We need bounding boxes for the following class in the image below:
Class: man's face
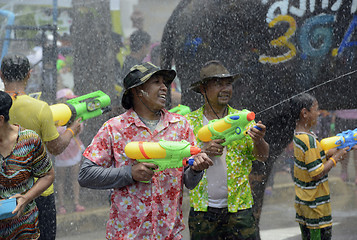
[137,74,168,111]
[202,78,233,106]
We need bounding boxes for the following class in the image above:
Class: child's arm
[325,148,337,159]
[312,147,348,181]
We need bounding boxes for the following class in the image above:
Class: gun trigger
[254,125,262,131]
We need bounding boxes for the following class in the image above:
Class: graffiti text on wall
[259,13,357,64]
[262,0,357,21]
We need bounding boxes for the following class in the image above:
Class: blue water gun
[320,128,357,151]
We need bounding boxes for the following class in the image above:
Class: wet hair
[0,91,13,122]
[130,30,151,52]
[1,53,30,82]
[290,93,317,121]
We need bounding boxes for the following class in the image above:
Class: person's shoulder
[294,132,317,149]
[103,110,134,128]
[104,115,122,126]
[294,132,308,140]
[17,95,50,107]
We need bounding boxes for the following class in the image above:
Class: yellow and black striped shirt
[293,132,332,229]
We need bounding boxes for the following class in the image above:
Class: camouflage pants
[188,207,257,240]
[299,224,332,240]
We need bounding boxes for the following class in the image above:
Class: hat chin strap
[135,89,161,116]
[203,87,227,119]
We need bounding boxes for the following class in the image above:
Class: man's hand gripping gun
[320,128,357,151]
[197,109,259,146]
[50,90,111,126]
[124,140,201,173]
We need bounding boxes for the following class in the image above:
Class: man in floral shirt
[78,62,213,240]
[185,60,269,240]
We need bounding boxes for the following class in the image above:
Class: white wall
[120,0,139,38]
[120,0,180,42]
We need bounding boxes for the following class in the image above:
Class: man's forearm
[184,167,204,190]
[78,158,134,189]
[253,139,269,162]
[45,131,73,155]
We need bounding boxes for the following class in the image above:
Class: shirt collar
[121,108,181,132]
[196,104,234,119]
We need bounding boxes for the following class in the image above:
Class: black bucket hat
[121,62,176,109]
[190,60,240,93]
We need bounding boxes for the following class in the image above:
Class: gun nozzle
[247,112,255,121]
[183,158,195,167]
[182,159,188,167]
[190,146,201,155]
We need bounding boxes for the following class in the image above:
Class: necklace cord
[203,87,227,119]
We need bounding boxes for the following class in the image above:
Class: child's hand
[332,147,349,163]
[326,148,337,159]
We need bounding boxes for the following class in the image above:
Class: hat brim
[121,69,176,109]
[190,73,240,93]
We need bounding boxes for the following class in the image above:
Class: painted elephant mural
[161,0,357,238]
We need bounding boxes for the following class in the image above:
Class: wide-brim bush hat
[190,60,240,93]
[121,62,176,109]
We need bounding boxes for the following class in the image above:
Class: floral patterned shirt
[185,105,256,212]
[83,108,196,240]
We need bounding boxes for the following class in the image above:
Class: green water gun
[168,104,191,116]
[50,90,111,126]
[124,140,201,172]
[197,109,258,146]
